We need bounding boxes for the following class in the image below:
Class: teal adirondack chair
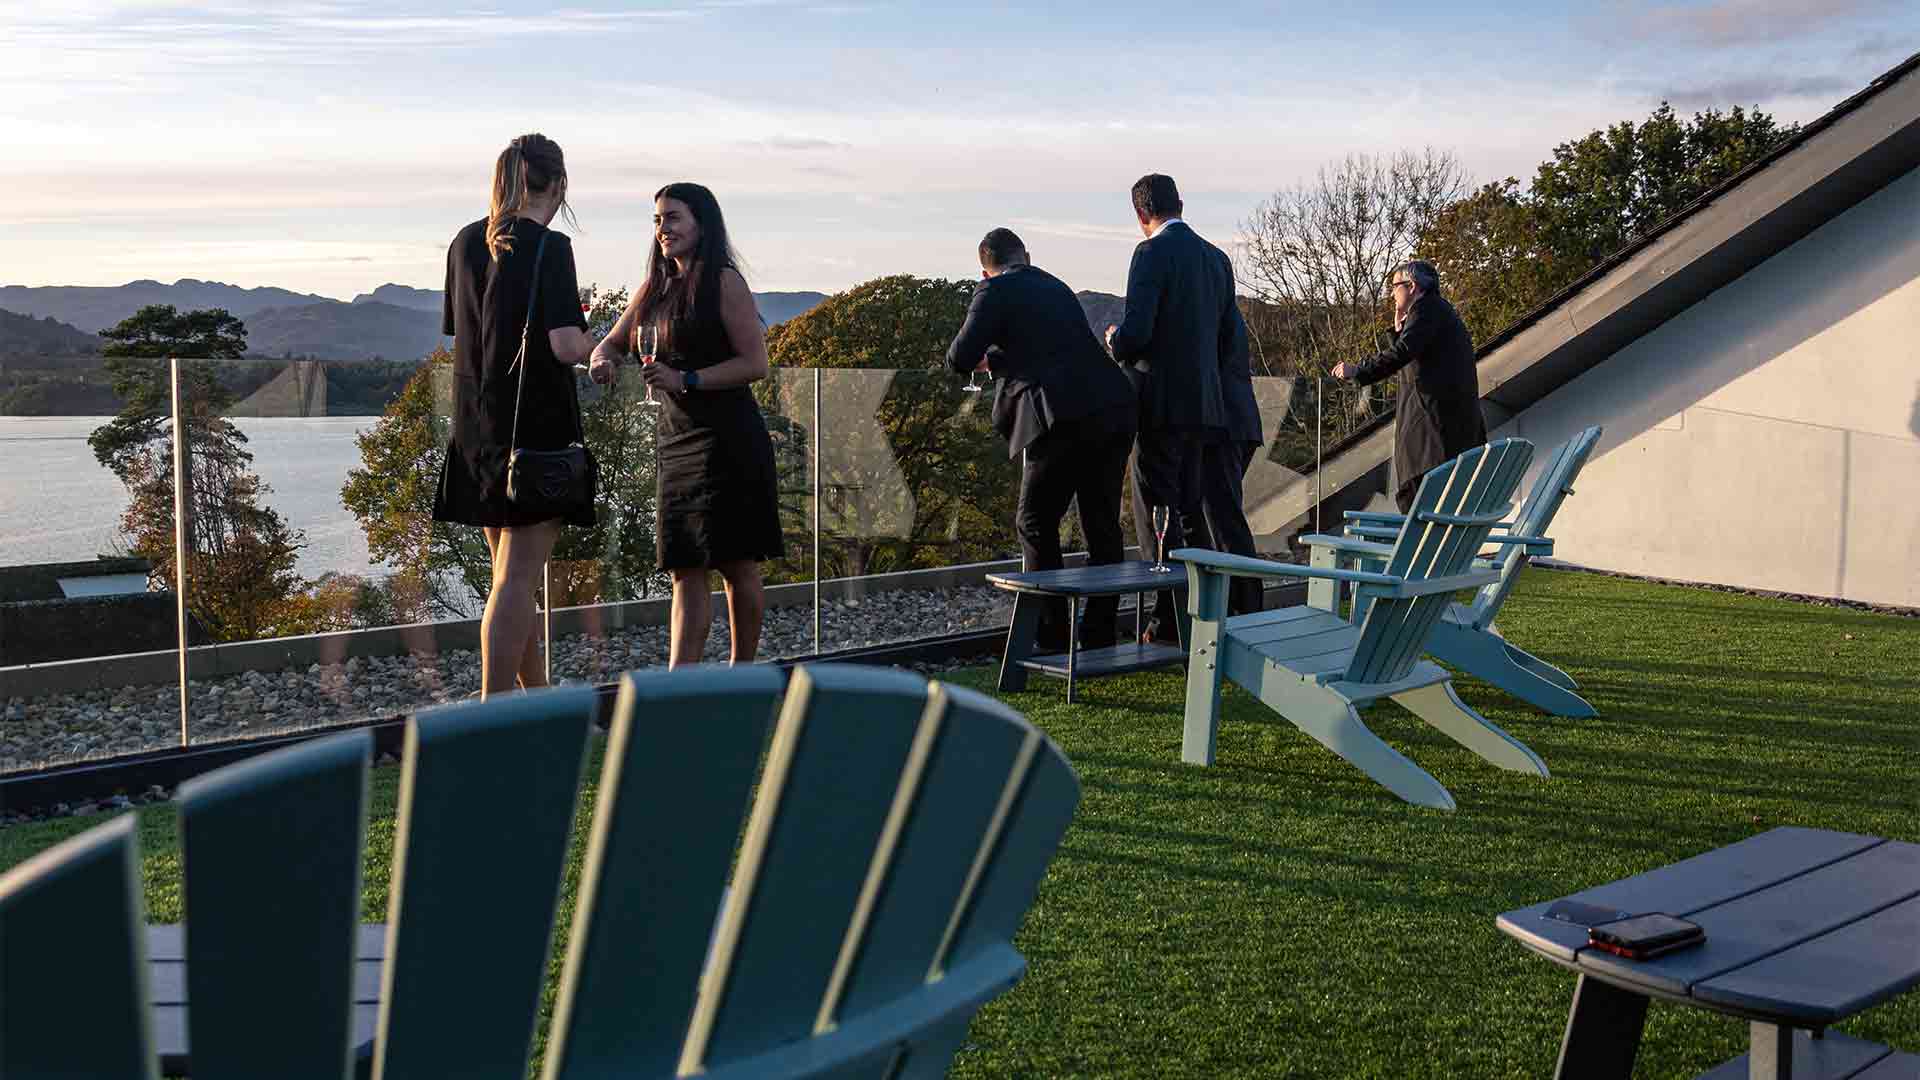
[1176,438,1550,810]
[1322,425,1603,717]
[0,664,1081,1079]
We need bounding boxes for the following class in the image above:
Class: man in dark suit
[1104,173,1251,642]
[1332,259,1487,511]
[947,228,1137,650]
[1210,304,1265,615]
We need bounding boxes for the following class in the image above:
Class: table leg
[999,593,1038,692]
[1553,974,1648,1080]
[1066,597,1081,703]
[1748,1021,1794,1080]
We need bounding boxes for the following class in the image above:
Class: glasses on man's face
[1389,280,1415,294]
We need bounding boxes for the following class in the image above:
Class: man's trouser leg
[1018,433,1078,649]
[1072,413,1136,648]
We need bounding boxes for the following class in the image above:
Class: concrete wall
[1495,165,1920,608]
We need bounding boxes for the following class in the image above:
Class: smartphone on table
[1587,913,1705,960]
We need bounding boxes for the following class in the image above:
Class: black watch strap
[683,369,701,392]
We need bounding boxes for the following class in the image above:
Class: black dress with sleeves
[433,217,594,529]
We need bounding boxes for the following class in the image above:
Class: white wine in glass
[636,322,660,406]
[1150,505,1173,573]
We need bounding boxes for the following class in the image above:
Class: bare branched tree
[1237,148,1467,443]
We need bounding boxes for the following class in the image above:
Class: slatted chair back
[1464,425,1602,629]
[372,686,596,1080]
[543,663,1080,1080]
[176,727,373,1080]
[0,813,158,1080]
[1346,439,1534,685]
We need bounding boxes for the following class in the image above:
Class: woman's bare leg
[669,567,713,668]
[715,559,765,665]
[480,520,560,699]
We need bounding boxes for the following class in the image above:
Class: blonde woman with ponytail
[434,133,600,699]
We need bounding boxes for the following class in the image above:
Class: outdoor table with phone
[1497,826,1920,1080]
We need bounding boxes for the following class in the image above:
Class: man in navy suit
[1106,174,1259,641]
[948,228,1136,651]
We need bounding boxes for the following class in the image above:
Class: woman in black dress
[591,183,782,667]
[434,133,602,698]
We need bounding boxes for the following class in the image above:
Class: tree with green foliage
[1420,103,1796,343]
[84,304,310,641]
[763,274,1019,579]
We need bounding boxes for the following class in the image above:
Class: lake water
[0,416,383,579]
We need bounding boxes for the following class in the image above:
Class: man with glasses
[1332,260,1487,512]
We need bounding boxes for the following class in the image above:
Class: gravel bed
[1,585,1017,781]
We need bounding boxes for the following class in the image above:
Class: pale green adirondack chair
[0,664,1081,1079]
[1176,438,1550,810]
[1323,425,1603,717]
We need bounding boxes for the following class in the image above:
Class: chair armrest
[1481,532,1553,556]
[1344,523,1401,542]
[1300,533,1396,559]
[1171,548,1400,588]
[1342,510,1406,525]
[1392,568,1503,596]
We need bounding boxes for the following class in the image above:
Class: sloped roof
[1308,49,1920,470]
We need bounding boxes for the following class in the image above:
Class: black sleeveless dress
[648,279,784,569]
[433,217,593,529]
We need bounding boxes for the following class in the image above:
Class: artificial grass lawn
[3,569,1916,1077]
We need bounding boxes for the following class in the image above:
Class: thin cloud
[1621,0,1894,47]
[1655,73,1857,110]
[1002,218,1143,243]
[762,135,852,151]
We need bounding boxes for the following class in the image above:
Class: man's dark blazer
[1108,222,1234,434]
[1221,303,1262,450]
[1350,291,1488,500]
[946,264,1135,457]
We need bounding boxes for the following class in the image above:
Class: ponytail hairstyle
[632,182,743,334]
[486,133,575,261]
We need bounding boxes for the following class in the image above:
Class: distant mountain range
[0,279,833,362]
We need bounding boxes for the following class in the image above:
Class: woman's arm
[548,325,596,367]
[585,289,642,384]
[641,268,769,393]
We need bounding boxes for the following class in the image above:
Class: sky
[1,0,1913,300]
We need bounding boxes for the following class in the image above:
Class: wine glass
[1149,505,1173,573]
[636,322,660,406]
[962,359,988,393]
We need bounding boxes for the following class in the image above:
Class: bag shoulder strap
[509,228,554,456]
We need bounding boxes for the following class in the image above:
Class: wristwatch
[682,369,701,392]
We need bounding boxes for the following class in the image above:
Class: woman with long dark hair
[435,133,601,698]
[591,182,781,666]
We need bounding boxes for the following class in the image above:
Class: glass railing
[3,356,1389,767]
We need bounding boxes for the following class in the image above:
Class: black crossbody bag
[505,230,598,519]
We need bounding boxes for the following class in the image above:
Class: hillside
[351,284,441,312]
[0,308,101,356]
[1075,291,1124,334]
[245,301,444,362]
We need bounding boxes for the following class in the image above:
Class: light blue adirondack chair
[1176,438,1550,810]
[1321,425,1603,717]
[0,664,1081,1079]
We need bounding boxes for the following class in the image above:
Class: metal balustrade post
[813,366,822,656]
[543,561,553,685]
[170,357,191,747]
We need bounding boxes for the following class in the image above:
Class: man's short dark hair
[1131,174,1182,221]
[1395,259,1440,294]
[979,227,1028,270]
